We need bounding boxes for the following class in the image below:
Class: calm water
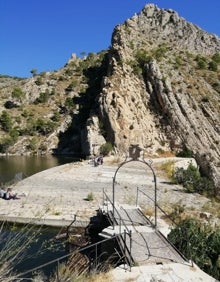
[0,223,68,280]
[0,155,79,279]
[0,155,78,184]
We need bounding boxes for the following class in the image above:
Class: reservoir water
[0,155,78,184]
[0,223,68,280]
[0,155,79,279]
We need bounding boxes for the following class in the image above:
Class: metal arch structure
[112,145,158,229]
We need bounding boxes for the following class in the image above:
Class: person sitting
[3,188,20,200]
[94,155,104,166]
[94,157,99,166]
[0,188,6,198]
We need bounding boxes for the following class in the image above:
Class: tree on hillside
[11,87,25,103]
[0,111,13,132]
[30,68,37,77]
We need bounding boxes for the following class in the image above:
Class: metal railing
[102,190,130,234]
[16,233,126,280]
[136,187,192,265]
[66,214,77,239]
[102,189,133,270]
[136,187,178,226]
[16,192,135,280]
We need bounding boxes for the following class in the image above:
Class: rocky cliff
[98,4,220,189]
[0,4,219,189]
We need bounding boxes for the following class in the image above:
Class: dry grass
[201,199,220,218]
[156,151,176,158]
[141,206,154,218]
[158,160,175,179]
[87,271,113,282]
[49,263,113,282]
[105,156,122,165]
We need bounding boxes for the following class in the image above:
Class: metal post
[95,244,98,270]
[129,230,132,271]
[113,176,115,230]
[136,187,139,207]
[124,230,126,269]
[153,173,157,228]
[57,260,59,281]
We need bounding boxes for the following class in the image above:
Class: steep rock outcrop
[81,115,106,156]
[112,4,220,57]
[98,4,220,188]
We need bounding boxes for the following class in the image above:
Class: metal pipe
[136,187,139,207]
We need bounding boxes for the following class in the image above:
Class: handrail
[102,190,133,269]
[66,214,77,239]
[103,190,130,235]
[17,233,122,278]
[136,187,179,226]
[136,187,192,265]
[17,191,135,280]
[120,206,151,259]
[156,229,191,264]
[115,230,133,271]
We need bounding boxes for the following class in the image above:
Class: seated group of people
[0,187,20,200]
[94,155,103,166]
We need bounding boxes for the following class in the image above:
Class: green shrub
[176,146,194,158]
[135,50,152,66]
[65,69,73,76]
[168,218,220,281]
[197,59,207,69]
[174,57,182,69]
[63,97,76,114]
[51,111,61,122]
[27,137,38,151]
[12,87,24,102]
[32,118,56,135]
[212,53,220,63]
[154,46,168,60]
[98,120,106,135]
[9,128,19,142]
[22,110,30,118]
[212,81,220,93]
[34,90,50,104]
[0,136,14,153]
[100,142,113,156]
[173,163,215,196]
[86,192,94,201]
[65,79,78,91]
[0,110,13,132]
[35,76,43,86]
[196,55,207,69]
[209,61,218,72]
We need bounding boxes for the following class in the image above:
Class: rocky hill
[0,4,219,190]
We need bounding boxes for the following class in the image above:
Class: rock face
[112,4,220,56]
[0,4,219,189]
[98,4,220,188]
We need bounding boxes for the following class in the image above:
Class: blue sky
[1,0,220,78]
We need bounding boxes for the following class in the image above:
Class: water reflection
[0,222,68,280]
[0,155,78,184]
